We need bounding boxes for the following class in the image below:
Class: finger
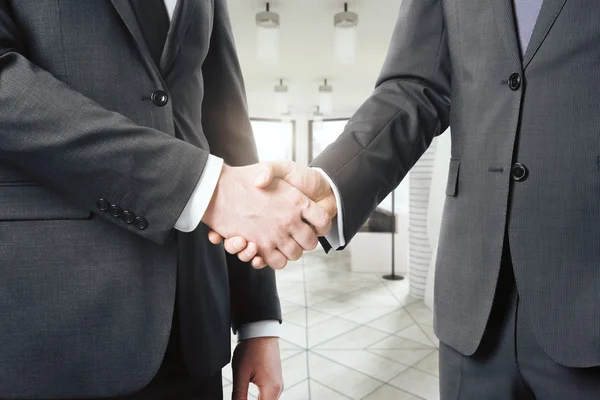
[237,242,258,263]
[232,380,250,400]
[262,249,288,270]
[300,201,332,236]
[251,256,267,269]
[254,160,295,188]
[223,236,248,255]
[208,230,223,244]
[277,237,304,262]
[290,223,319,252]
[232,364,252,400]
[257,384,283,400]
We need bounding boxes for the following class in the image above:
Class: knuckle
[293,193,309,208]
[310,237,319,250]
[273,382,284,393]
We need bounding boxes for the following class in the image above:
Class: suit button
[511,163,528,181]
[96,198,110,212]
[508,73,522,91]
[151,90,168,107]
[134,216,149,230]
[122,211,136,224]
[109,205,124,218]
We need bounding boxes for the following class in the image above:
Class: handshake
[201,160,337,270]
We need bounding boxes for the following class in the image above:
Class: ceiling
[227,0,403,118]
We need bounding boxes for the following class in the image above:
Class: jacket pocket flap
[0,165,37,185]
[0,186,91,221]
[445,159,460,197]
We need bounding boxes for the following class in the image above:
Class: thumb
[254,160,295,188]
[207,230,223,244]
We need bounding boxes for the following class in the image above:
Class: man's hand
[231,337,283,400]
[202,163,331,270]
[208,161,337,268]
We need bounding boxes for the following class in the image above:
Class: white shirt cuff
[174,155,224,232]
[237,320,281,341]
[312,168,346,249]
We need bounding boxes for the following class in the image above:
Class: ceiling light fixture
[256,2,280,64]
[334,2,358,65]
[318,79,333,115]
[274,79,288,115]
[313,106,324,130]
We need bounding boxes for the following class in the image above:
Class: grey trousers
[439,239,600,400]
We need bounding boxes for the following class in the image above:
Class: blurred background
[224,1,451,399]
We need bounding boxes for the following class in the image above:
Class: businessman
[0,0,331,399]
[217,0,600,398]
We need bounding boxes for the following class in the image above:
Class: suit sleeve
[0,0,209,245]
[310,0,451,249]
[201,0,281,330]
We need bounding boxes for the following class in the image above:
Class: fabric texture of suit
[312,0,600,369]
[0,0,281,398]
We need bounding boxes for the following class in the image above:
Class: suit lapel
[489,0,522,67]
[522,0,567,69]
[489,0,521,65]
[110,0,161,76]
[160,0,198,74]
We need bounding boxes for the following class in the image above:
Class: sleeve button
[109,205,123,218]
[122,211,136,224]
[134,216,149,230]
[96,198,110,212]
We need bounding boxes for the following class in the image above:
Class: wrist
[202,164,230,227]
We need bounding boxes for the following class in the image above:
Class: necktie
[130,0,170,66]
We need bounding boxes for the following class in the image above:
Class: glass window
[309,119,348,161]
[250,119,295,162]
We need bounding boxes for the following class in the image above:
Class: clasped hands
[201,160,336,270]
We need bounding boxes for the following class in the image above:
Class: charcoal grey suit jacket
[0,0,280,398]
[313,0,600,368]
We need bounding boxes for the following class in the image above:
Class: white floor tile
[276,268,306,282]
[280,299,304,316]
[310,380,352,399]
[276,281,306,296]
[280,321,307,348]
[279,338,305,351]
[280,379,310,399]
[285,308,334,328]
[312,350,409,382]
[369,348,435,368]
[420,324,440,348]
[367,309,415,334]
[389,368,440,400]
[395,324,437,347]
[281,291,307,305]
[335,286,402,307]
[413,350,439,377]
[282,352,310,388]
[313,326,389,350]
[405,301,434,326]
[310,299,359,317]
[363,384,421,400]
[307,317,359,348]
[280,349,304,361]
[308,353,383,400]
[338,307,399,325]
[368,336,435,366]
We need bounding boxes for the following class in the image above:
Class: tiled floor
[222,248,440,399]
